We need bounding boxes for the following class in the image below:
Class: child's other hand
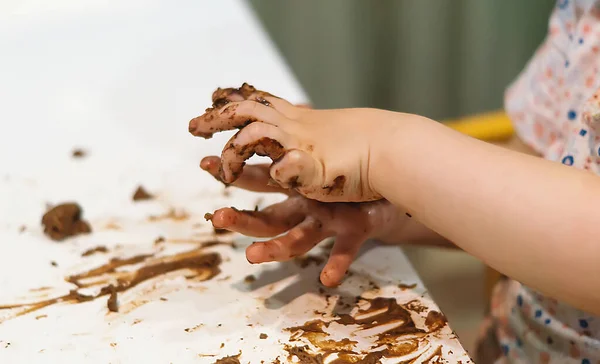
[201,156,407,287]
[189,83,393,202]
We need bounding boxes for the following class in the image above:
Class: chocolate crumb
[398,283,417,290]
[72,148,86,158]
[244,275,256,283]
[41,203,92,241]
[18,225,26,233]
[35,315,47,320]
[405,212,412,218]
[106,285,118,312]
[81,245,108,257]
[213,353,240,364]
[132,186,154,201]
[425,310,448,332]
[160,297,168,301]
[50,261,58,267]
[220,343,224,349]
[204,213,214,221]
[154,236,165,245]
[259,333,268,339]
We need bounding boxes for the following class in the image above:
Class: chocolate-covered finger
[200,156,291,195]
[246,217,327,263]
[320,233,365,287]
[220,122,292,183]
[270,149,318,190]
[189,100,285,138]
[211,83,296,115]
[210,206,297,238]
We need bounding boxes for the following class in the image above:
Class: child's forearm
[371,113,600,315]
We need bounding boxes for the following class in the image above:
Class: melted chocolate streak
[284,297,449,364]
[0,241,226,322]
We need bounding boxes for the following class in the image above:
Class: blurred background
[249,0,555,354]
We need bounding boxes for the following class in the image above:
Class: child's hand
[189,83,393,202]
[201,156,408,287]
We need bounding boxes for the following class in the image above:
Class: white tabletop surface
[0,1,471,363]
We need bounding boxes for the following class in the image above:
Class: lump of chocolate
[213,354,241,364]
[132,186,154,201]
[71,148,86,158]
[41,203,92,241]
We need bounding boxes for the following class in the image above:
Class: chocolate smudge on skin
[41,203,92,241]
[322,175,346,195]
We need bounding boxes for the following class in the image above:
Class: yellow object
[445,110,514,141]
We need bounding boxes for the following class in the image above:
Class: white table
[0,1,471,363]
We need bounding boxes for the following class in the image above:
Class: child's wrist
[368,112,425,204]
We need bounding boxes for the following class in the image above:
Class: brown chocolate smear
[72,148,86,158]
[148,208,189,222]
[0,247,222,322]
[154,236,165,245]
[425,310,448,332]
[323,175,346,194]
[259,333,268,339]
[295,255,324,268]
[285,297,439,362]
[244,275,256,283]
[132,186,154,201]
[213,353,241,364]
[81,245,109,257]
[405,299,428,314]
[285,345,324,364]
[236,137,285,162]
[41,203,92,241]
[398,283,417,290]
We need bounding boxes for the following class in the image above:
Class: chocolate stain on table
[132,186,154,201]
[148,208,189,222]
[284,297,450,363]
[213,353,241,364]
[81,245,109,257]
[295,255,324,268]
[41,203,92,241]
[0,244,224,321]
[71,148,86,158]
